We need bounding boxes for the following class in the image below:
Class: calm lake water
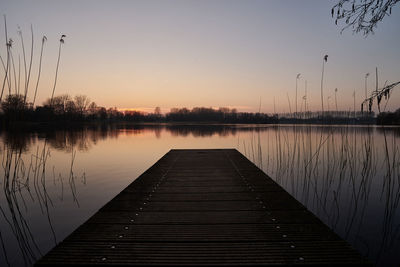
[1,124,399,266]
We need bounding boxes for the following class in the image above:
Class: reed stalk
[32,36,47,106]
[320,55,328,115]
[1,16,10,102]
[24,25,34,104]
[50,35,65,106]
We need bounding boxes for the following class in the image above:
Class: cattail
[1,16,10,102]
[320,55,328,115]
[50,34,66,106]
[24,24,34,105]
[364,73,369,99]
[18,26,28,104]
[33,36,47,106]
[295,73,301,119]
[334,88,338,112]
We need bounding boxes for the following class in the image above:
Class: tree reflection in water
[239,125,400,265]
[0,131,85,266]
[0,124,399,266]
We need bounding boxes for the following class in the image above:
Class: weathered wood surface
[36,149,368,265]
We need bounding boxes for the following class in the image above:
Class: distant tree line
[0,95,277,126]
[1,93,400,128]
[165,107,277,123]
[1,94,103,124]
[376,108,400,125]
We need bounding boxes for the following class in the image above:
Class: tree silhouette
[1,94,28,121]
[333,0,399,35]
[74,95,91,116]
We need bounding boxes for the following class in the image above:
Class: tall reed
[295,73,301,118]
[0,16,10,102]
[32,36,47,106]
[0,136,85,265]
[23,25,34,104]
[238,124,399,265]
[50,35,65,106]
[320,54,328,115]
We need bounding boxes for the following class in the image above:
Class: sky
[1,0,400,114]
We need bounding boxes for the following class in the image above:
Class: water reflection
[238,125,400,265]
[0,124,399,266]
[2,124,400,154]
[0,138,85,266]
[2,124,257,153]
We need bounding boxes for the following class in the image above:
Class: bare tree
[44,94,71,115]
[87,102,98,116]
[332,0,399,35]
[154,106,161,115]
[74,95,91,116]
[1,94,26,114]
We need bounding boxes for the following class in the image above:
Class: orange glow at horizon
[1,1,400,114]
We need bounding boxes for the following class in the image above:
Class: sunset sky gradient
[2,0,400,113]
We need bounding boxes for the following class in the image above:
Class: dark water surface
[1,124,399,266]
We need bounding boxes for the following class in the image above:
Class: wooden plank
[64,224,341,242]
[36,241,365,265]
[35,149,369,266]
[101,200,263,212]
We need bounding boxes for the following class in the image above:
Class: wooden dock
[36,149,368,265]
